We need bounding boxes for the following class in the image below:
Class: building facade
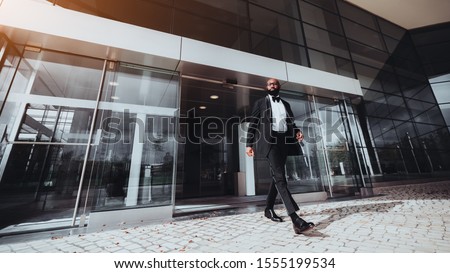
[0,0,449,235]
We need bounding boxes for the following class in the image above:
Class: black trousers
[265,133,300,215]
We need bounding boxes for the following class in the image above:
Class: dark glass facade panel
[348,40,390,70]
[368,117,394,138]
[337,0,378,30]
[249,4,304,45]
[404,85,436,103]
[394,120,416,143]
[301,0,338,13]
[250,0,300,19]
[413,106,446,126]
[341,18,385,51]
[383,35,402,55]
[354,63,383,91]
[377,18,406,40]
[398,76,429,98]
[389,107,411,121]
[406,98,435,119]
[369,119,397,147]
[416,41,450,64]
[386,94,406,119]
[54,0,175,33]
[303,24,349,59]
[385,94,404,107]
[0,143,85,227]
[424,127,450,151]
[251,32,308,66]
[375,148,407,174]
[411,23,450,46]
[299,1,343,35]
[377,70,400,94]
[307,49,354,77]
[173,1,246,49]
[411,23,450,77]
[364,90,389,118]
[415,123,441,137]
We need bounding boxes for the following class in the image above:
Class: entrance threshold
[174,195,267,217]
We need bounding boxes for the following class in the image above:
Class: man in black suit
[245,78,315,234]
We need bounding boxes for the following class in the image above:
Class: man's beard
[268,88,280,96]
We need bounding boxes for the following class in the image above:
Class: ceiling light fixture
[210,95,219,99]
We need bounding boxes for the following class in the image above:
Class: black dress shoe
[293,218,315,234]
[264,208,283,222]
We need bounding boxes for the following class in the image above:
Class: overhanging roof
[345,0,450,30]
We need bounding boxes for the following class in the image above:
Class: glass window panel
[411,25,450,47]
[413,106,446,126]
[250,0,300,19]
[303,24,349,58]
[301,0,338,13]
[431,81,450,103]
[53,0,174,33]
[393,59,425,80]
[308,49,354,77]
[400,78,430,98]
[394,121,416,144]
[421,130,450,169]
[101,63,179,108]
[408,85,437,103]
[89,111,176,210]
[362,89,384,102]
[378,18,406,40]
[173,7,241,49]
[348,40,390,70]
[365,99,390,119]
[0,143,85,227]
[16,104,94,144]
[378,70,400,94]
[337,1,378,30]
[415,123,440,136]
[383,35,402,55]
[376,148,407,174]
[406,98,434,118]
[250,32,308,66]
[21,50,104,100]
[381,126,399,147]
[342,18,385,51]
[386,94,405,108]
[370,119,397,148]
[354,63,383,91]
[299,1,343,35]
[249,4,304,45]
[386,95,410,121]
[389,107,411,121]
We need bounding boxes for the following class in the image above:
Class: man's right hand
[246,147,254,157]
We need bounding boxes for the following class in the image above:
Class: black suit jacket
[246,96,302,157]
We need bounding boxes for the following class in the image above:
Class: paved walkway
[1,181,450,253]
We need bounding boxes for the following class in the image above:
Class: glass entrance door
[0,47,180,234]
[312,96,370,197]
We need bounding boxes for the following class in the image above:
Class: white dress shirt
[268,95,287,132]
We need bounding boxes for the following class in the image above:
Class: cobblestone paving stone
[0,181,449,253]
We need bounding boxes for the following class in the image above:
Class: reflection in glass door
[0,48,104,233]
[311,96,369,197]
[0,49,180,234]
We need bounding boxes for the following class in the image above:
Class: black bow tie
[271,96,281,102]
